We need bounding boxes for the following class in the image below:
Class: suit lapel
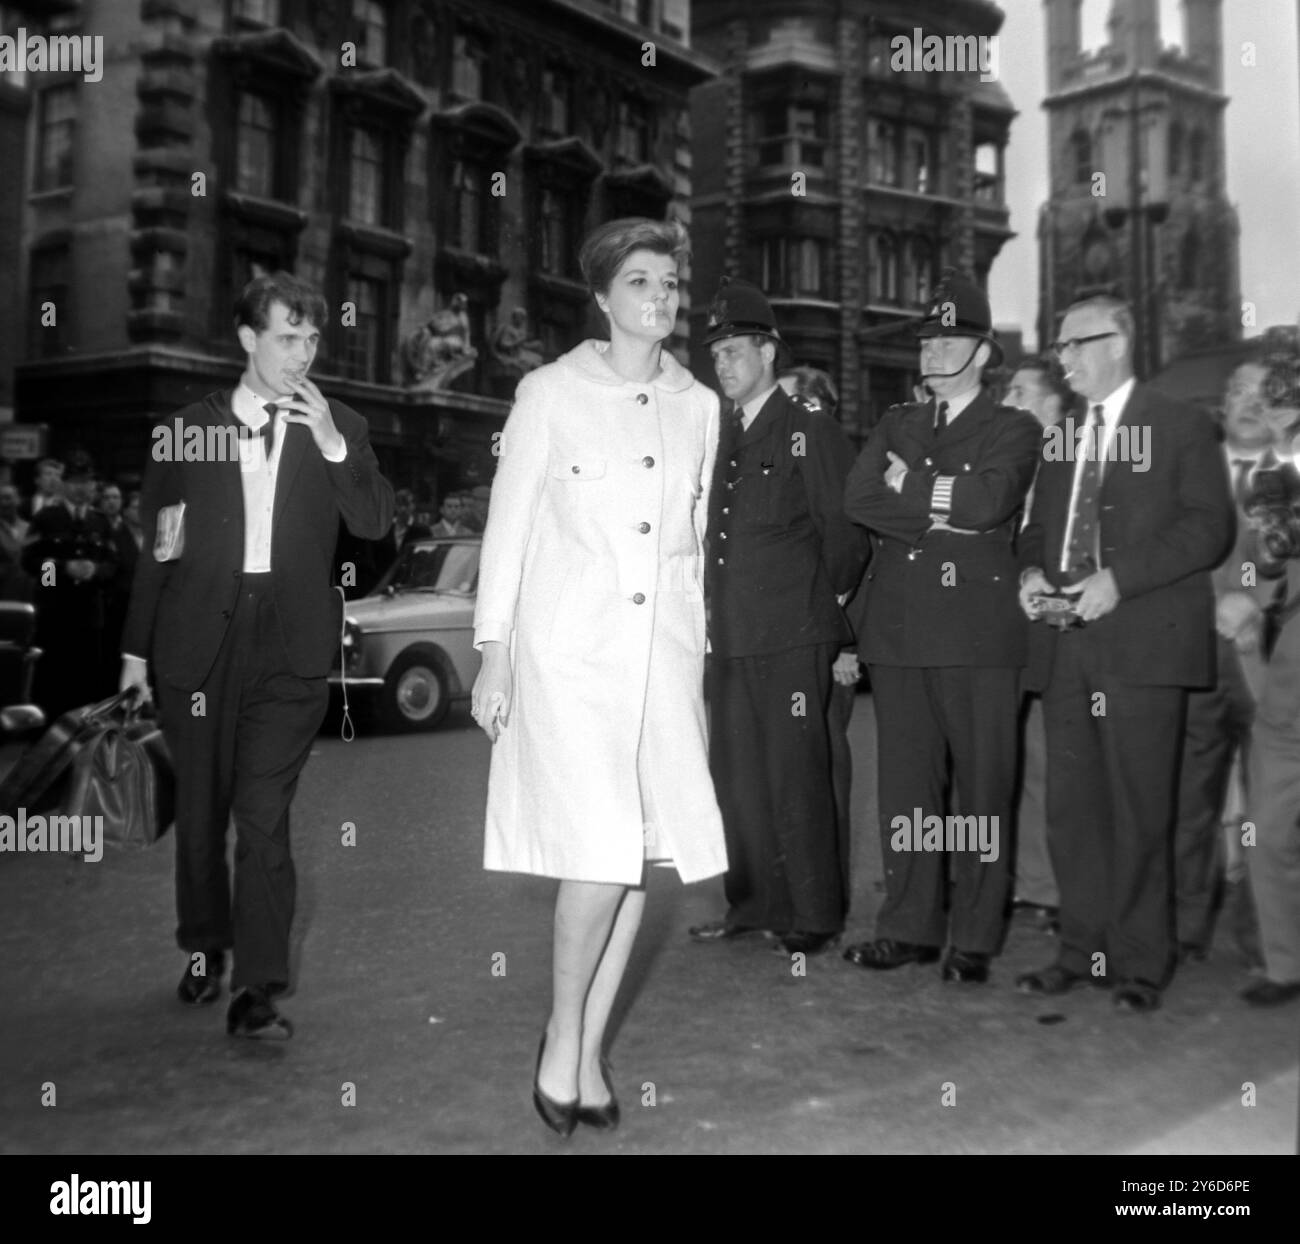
[1100,382,1144,498]
[272,419,309,536]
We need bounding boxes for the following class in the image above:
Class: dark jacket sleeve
[928,410,1042,531]
[843,412,932,544]
[802,411,872,594]
[326,403,395,541]
[1108,407,1235,600]
[121,448,181,661]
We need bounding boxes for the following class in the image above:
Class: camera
[1244,462,1300,567]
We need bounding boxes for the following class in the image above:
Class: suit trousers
[709,642,842,933]
[1042,626,1186,987]
[869,663,1019,954]
[1013,694,1059,908]
[827,677,857,910]
[1173,637,1257,950]
[158,573,330,990]
[1247,614,1300,984]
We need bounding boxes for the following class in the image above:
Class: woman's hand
[471,641,513,742]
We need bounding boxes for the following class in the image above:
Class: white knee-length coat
[473,340,728,885]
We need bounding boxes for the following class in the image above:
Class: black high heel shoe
[533,1035,578,1137]
[576,1058,620,1131]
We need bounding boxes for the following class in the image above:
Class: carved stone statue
[489,307,544,383]
[402,292,478,390]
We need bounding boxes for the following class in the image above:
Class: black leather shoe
[941,949,990,983]
[1113,980,1161,1013]
[226,986,293,1039]
[843,938,941,970]
[533,1035,578,1136]
[776,930,840,955]
[688,919,767,943]
[575,1058,619,1131]
[1015,963,1090,995]
[1240,978,1300,1007]
[177,951,225,1005]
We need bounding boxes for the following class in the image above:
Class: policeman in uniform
[692,278,870,955]
[841,271,1041,982]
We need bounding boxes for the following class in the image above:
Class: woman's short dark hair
[579,217,688,297]
[779,365,839,417]
[235,271,327,334]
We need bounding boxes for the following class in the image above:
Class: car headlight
[342,620,364,671]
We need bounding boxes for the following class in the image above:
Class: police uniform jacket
[22,500,118,629]
[844,389,1041,668]
[705,385,868,659]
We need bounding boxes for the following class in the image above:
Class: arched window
[1179,225,1201,290]
[1167,119,1184,178]
[910,239,934,306]
[1072,129,1092,185]
[875,234,898,303]
[1189,128,1206,182]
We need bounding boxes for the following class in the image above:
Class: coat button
[726,481,735,490]
[716,557,725,565]
[633,592,646,604]
[638,522,651,534]
[636,393,648,405]
[722,507,730,515]
[642,456,655,468]
[719,531,727,540]
[729,459,737,468]
[571,465,581,474]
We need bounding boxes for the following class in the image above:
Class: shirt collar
[1094,376,1136,426]
[741,383,780,425]
[233,382,281,427]
[938,386,981,422]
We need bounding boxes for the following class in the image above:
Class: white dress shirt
[1060,375,1135,572]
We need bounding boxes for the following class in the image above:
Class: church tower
[1038,0,1240,373]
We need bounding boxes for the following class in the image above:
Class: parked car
[329,537,481,731]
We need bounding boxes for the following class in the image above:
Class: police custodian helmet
[703,276,789,363]
[916,268,1003,368]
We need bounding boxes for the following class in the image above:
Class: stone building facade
[1038,0,1241,373]
[8,0,711,497]
[689,0,1015,436]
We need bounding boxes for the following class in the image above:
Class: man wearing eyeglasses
[1016,295,1234,1013]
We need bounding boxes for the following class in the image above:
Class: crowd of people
[470,216,1300,1137]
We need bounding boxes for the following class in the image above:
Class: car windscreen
[377,542,480,595]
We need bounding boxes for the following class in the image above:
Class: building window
[342,274,384,382]
[874,235,898,303]
[908,131,930,194]
[906,239,934,306]
[1167,120,1184,178]
[868,119,899,186]
[352,0,388,65]
[637,0,655,27]
[1072,129,1091,184]
[973,142,1000,203]
[235,93,276,197]
[29,247,69,357]
[1179,226,1201,290]
[617,98,651,164]
[452,31,486,100]
[348,127,384,224]
[1189,128,1205,182]
[540,67,571,136]
[538,187,578,277]
[866,33,892,77]
[449,160,490,253]
[757,100,828,170]
[233,0,279,25]
[754,237,830,298]
[36,84,76,191]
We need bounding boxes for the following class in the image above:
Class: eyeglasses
[1050,332,1118,357]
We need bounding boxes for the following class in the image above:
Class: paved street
[0,694,1296,1155]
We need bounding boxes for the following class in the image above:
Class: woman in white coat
[471,217,726,1136]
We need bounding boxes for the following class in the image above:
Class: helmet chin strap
[920,341,984,395]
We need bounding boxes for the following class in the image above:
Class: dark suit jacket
[845,390,1042,668]
[22,501,118,629]
[123,390,394,690]
[705,385,870,659]
[1019,382,1234,690]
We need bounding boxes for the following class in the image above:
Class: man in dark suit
[693,278,870,956]
[99,481,139,695]
[374,488,431,576]
[1017,295,1234,1013]
[121,272,394,1039]
[23,455,118,717]
[841,272,1041,984]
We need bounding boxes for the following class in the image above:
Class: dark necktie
[1064,404,1105,578]
[260,402,278,459]
[934,400,949,434]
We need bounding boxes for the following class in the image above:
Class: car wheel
[381,651,451,732]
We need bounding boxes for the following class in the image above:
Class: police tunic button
[907,550,918,561]
[642,456,655,468]
[719,531,727,540]
[963,463,972,472]
[636,393,648,405]
[729,459,737,468]
[638,522,651,534]
[924,458,933,467]
[721,507,730,515]
[571,465,580,474]
[716,557,725,565]
[633,592,646,604]
[726,481,735,490]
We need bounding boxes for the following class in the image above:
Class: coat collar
[557,339,697,393]
[738,384,792,444]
